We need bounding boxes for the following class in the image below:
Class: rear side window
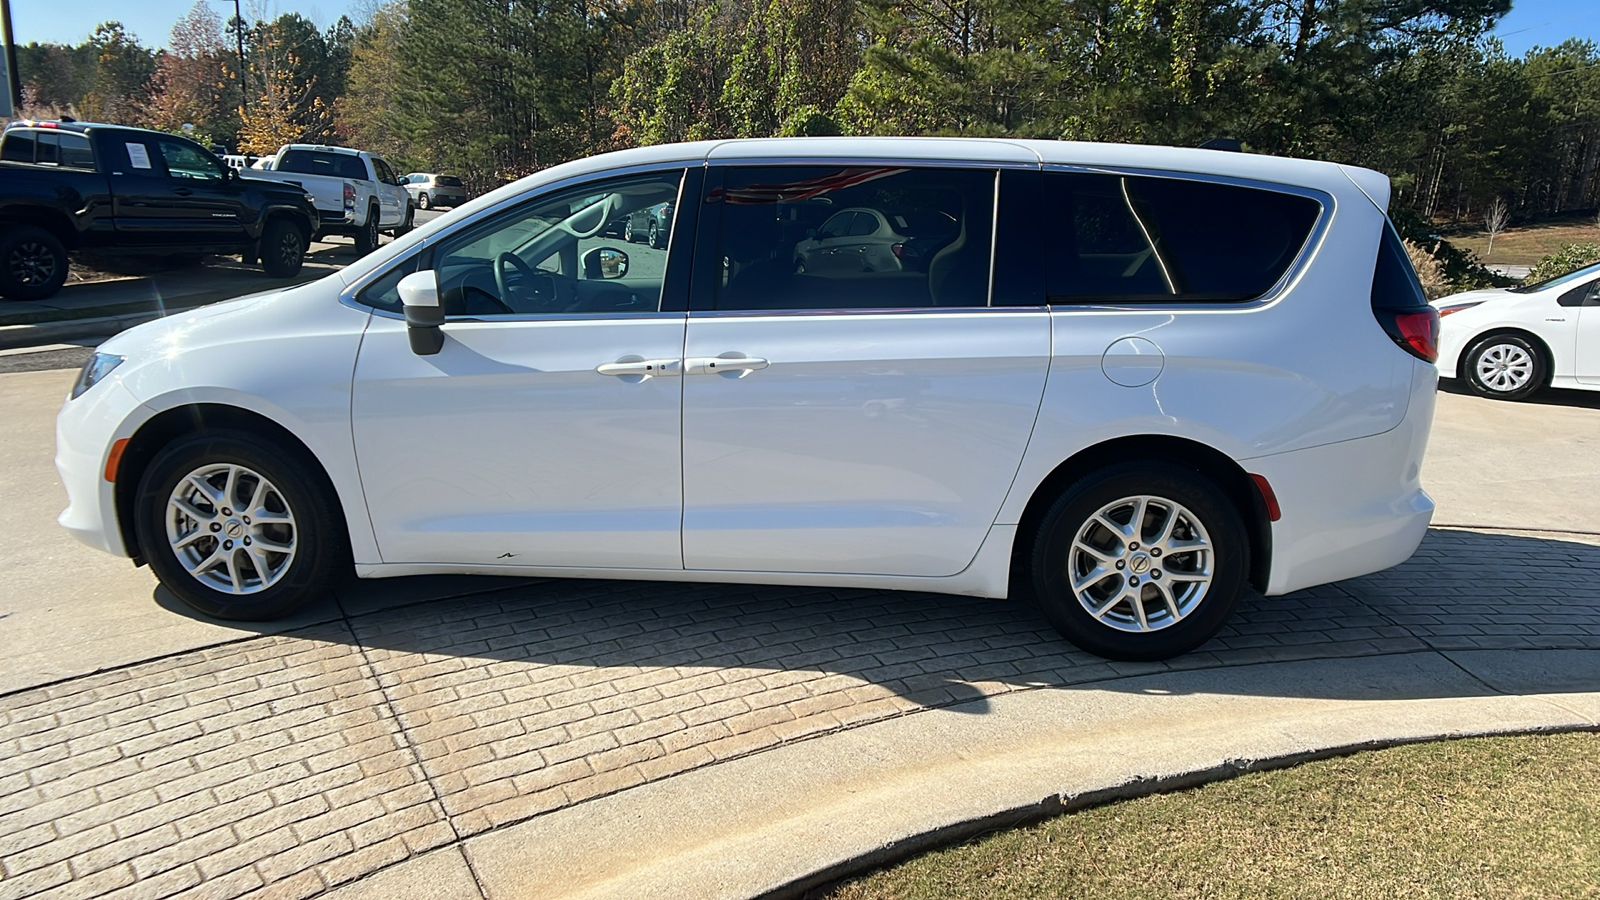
[705,166,995,311]
[1370,223,1428,310]
[1044,171,1322,303]
[1,131,37,163]
[278,150,367,181]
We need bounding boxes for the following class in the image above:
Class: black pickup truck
[0,120,320,300]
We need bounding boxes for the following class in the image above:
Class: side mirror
[398,270,445,355]
[806,228,817,239]
[583,246,629,280]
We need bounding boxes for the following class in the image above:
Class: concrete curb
[446,649,1599,900]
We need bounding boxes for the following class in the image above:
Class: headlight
[71,352,124,400]
[1437,301,1485,317]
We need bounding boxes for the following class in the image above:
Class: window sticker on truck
[126,143,152,169]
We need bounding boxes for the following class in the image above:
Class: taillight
[891,243,903,259]
[1379,307,1440,363]
[343,183,356,209]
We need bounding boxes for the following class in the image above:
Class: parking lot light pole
[214,0,249,115]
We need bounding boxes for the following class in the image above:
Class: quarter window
[1043,171,1322,303]
[707,166,996,311]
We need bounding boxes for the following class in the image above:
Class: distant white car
[1434,261,1600,400]
[403,173,467,209]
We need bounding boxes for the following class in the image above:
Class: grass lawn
[821,731,1600,900]
[1449,217,1600,267]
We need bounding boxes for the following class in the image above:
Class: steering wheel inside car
[494,251,553,311]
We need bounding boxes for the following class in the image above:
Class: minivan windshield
[1510,260,1600,293]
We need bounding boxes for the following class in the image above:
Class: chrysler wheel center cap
[1128,554,1152,575]
[224,520,245,539]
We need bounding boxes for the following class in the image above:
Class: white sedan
[1434,261,1600,400]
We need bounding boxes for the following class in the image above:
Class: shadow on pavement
[1439,376,1600,410]
[153,527,1600,710]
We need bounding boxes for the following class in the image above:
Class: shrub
[1388,206,1512,291]
[1403,239,1451,300]
[1525,242,1600,284]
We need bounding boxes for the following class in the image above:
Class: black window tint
[59,134,94,170]
[36,133,60,165]
[436,176,462,187]
[1046,171,1321,303]
[279,150,367,181]
[1370,224,1428,310]
[2,132,36,163]
[373,158,397,185]
[710,166,995,311]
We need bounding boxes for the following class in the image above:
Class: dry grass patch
[823,731,1600,900]
[1452,218,1600,267]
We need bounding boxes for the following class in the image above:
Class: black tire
[648,221,660,249]
[0,225,69,301]
[135,429,347,621]
[354,207,380,255]
[417,192,430,210]
[1461,333,1546,401]
[1030,461,1249,661]
[260,218,306,278]
[391,205,414,238]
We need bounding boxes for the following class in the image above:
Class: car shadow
[153,527,1600,710]
[1439,376,1600,410]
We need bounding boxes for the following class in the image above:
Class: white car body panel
[56,136,1438,618]
[1580,302,1600,384]
[680,310,1050,576]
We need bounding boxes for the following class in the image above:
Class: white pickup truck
[248,145,413,254]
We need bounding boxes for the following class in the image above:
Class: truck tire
[354,207,380,255]
[0,225,69,301]
[390,205,414,238]
[260,218,307,278]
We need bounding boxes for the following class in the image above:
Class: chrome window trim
[687,305,1044,320]
[706,155,1036,171]
[340,160,696,319]
[1039,163,1335,314]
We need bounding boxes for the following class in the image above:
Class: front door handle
[596,358,680,378]
[685,356,769,375]
[173,188,194,196]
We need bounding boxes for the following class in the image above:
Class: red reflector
[1249,473,1281,522]
[1393,309,1439,363]
[891,243,903,259]
[105,438,129,483]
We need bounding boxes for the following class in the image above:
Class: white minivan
[56,138,1440,660]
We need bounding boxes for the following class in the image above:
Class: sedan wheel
[137,430,346,620]
[1032,461,1247,660]
[1463,334,1545,401]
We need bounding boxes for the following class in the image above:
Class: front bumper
[56,377,151,558]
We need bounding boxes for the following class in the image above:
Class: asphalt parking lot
[1,303,1597,897]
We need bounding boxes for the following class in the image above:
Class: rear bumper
[1249,361,1438,595]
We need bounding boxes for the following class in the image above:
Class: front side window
[157,138,224,182]
[428,170,683,317]
[373,158,398,185]
[1045,171,1322,303]
[709,166,995,311]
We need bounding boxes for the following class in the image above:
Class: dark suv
[0,120,319,300]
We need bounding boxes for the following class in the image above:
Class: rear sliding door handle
[684,356,769,376]
[596,358,680,378]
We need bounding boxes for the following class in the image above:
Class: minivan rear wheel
[1031,462,1248,661]
[136,430,345,621]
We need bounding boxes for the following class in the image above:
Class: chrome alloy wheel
[1474,342,1534,393]
[1068,495,1214,632]
[166,463,297,594]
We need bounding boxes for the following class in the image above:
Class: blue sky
[11,0,1600,53]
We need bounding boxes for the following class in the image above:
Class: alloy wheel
[1067,494,1214,632]
[165,463,297,594]
[9,241,59,286]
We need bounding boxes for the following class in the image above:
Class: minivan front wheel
[136,430,345,621]
[1032,462,1248,661]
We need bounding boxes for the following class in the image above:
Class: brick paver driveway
[3,527,1598,899]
